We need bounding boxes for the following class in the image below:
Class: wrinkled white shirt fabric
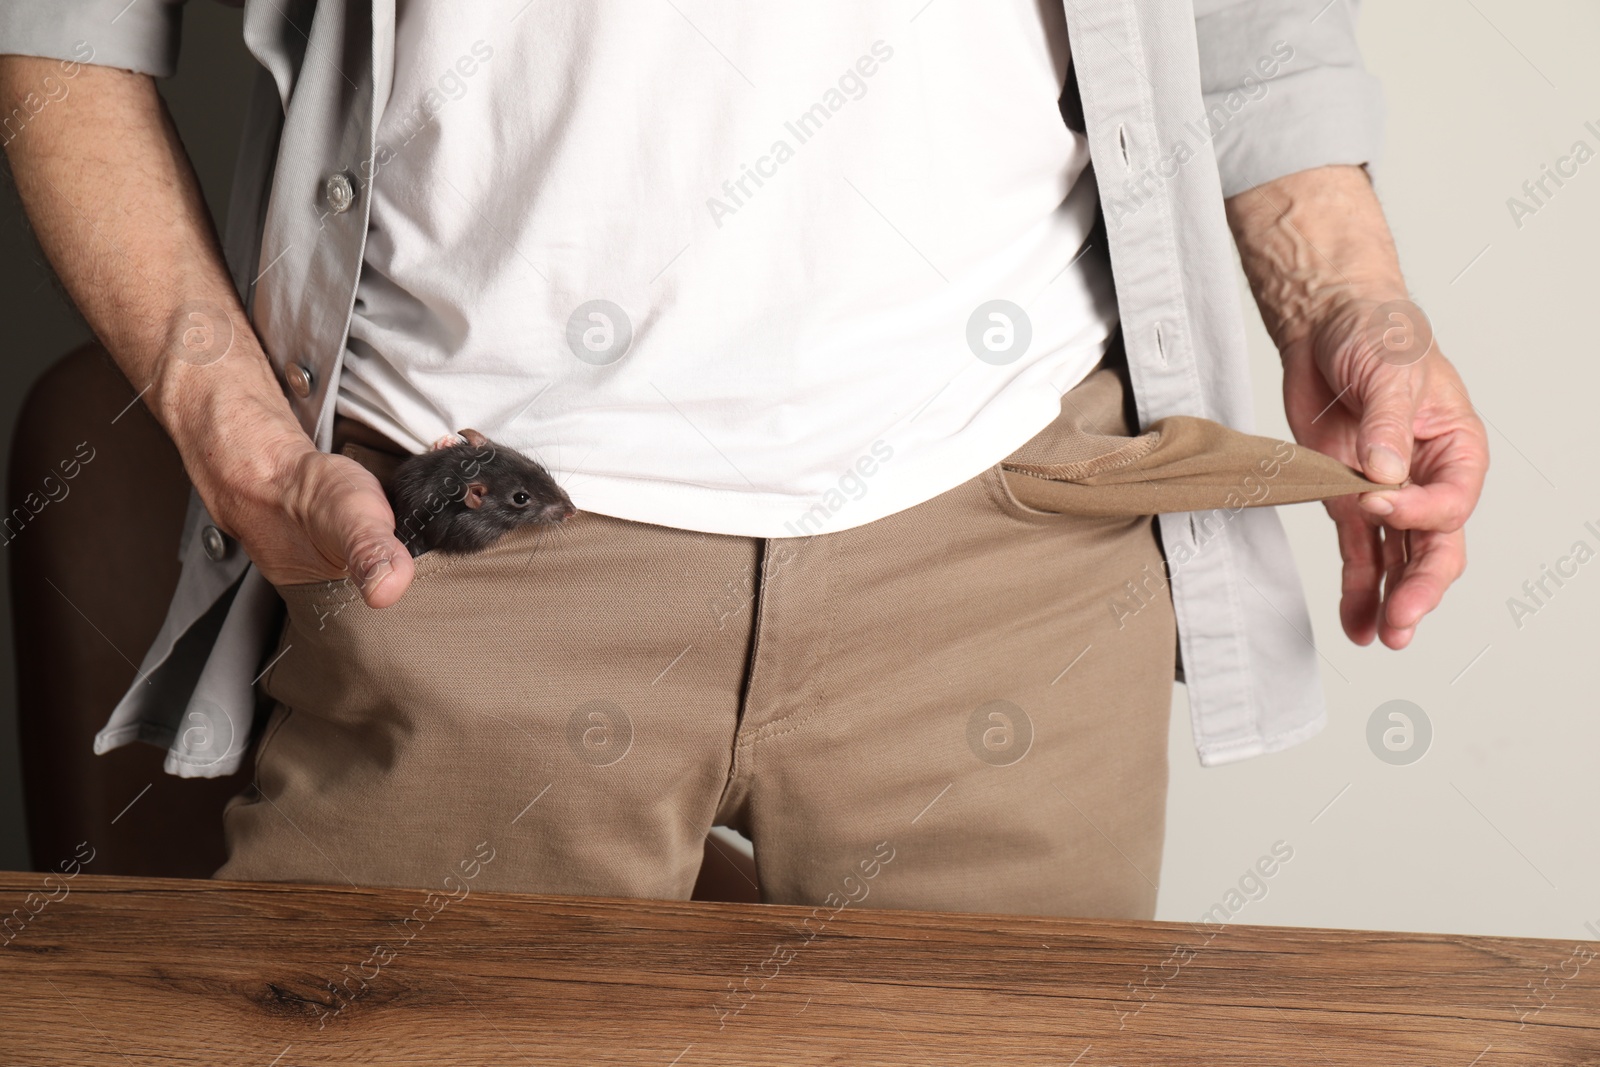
[338,0,1116,537]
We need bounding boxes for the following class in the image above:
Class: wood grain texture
[1,872,1597,1065]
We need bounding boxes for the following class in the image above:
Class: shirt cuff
[1206,65,1387,198]
[1194,0,1387,197]
[0,0,186,78]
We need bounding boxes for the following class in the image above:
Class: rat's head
[460,469,575,525]
[453,429,576,529]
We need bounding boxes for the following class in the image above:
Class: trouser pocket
[999,341,1388,519]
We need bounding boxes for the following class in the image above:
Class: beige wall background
[1159,0,1600,940]
[1,1,1592,942]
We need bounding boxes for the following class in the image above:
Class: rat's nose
[540,501,575,522]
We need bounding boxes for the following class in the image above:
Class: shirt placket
[1057,0,1262,760]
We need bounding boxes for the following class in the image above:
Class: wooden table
[2,872,1596,1065]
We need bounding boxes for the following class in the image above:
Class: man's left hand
[1225,165,1490,650]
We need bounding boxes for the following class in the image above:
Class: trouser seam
[714,537,769,818]
[742,534,836,749]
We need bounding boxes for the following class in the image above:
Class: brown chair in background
[9,340,249,878]
[8,341,758,900]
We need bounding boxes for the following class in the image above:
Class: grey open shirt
[1,0,1384,774]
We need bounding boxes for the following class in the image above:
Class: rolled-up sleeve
[1193,0,1386,197]
[0,0,189,78]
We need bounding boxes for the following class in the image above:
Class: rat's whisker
[518,523,557,575]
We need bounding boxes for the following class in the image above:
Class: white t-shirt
[339,0,1117,538]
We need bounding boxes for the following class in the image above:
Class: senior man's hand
[0,55,414,609]
[1225,165,1490,650]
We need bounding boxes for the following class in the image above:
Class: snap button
[324,171,356,214]
[201,525,229,562]
[285,361,314,398]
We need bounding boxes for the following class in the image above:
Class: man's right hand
[0,55,413,608]
[184,420,417,608]
[156,338,417,607]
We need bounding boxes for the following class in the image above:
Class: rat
[387,428,575,557]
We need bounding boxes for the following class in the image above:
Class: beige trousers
[217,339,1380,919]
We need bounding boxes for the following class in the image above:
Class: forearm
[1223,161,1485,651]
[1223,164,1407,352]
[0,55,311,479]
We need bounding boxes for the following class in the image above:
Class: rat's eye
[511,491,531,507]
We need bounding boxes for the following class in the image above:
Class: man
[0,0,1486,917]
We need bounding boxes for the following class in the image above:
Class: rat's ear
[463,481,488,509]
[459,428,490,449]
[430,433,463,452]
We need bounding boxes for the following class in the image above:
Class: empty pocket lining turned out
[1000,428,1163,485]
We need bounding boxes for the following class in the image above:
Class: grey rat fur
[388,428,575,557]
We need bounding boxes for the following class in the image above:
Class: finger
[1354,364,1417,486]
[1378,528,1466,648]
[1330,498,1384,646]
[1376,523,1412,649]
[318,459,416,608]
[336,495,414,608]
[345,528,415,609]
[1356,430,1488,531]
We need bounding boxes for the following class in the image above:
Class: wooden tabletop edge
[2,870,1590,953]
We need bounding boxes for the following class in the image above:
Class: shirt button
[324,171,356,214]
[285,361,314,398]
[201,525,230,562]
